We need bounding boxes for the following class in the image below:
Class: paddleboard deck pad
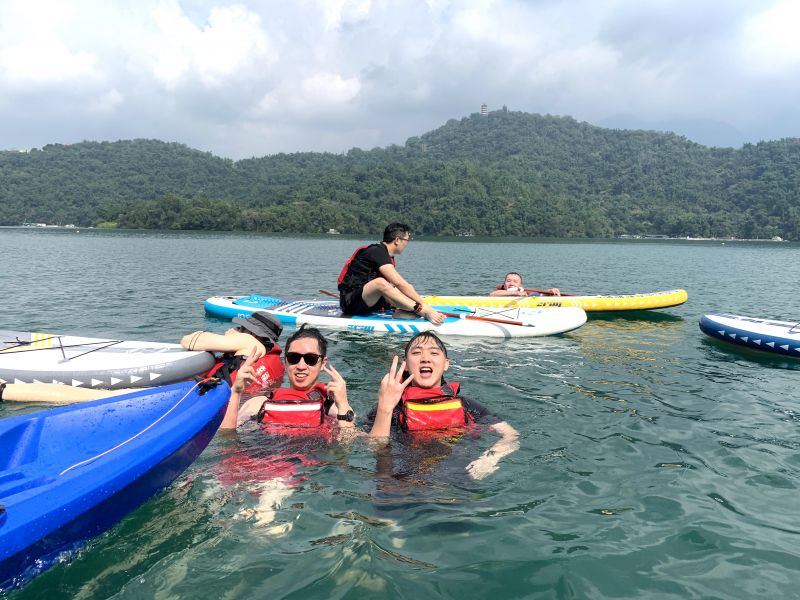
[0,330,216,389]
[699,313,800,357]
[423,289,688,312]
[205,295,587,338]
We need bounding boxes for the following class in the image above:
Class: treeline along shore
[2,110,799,240]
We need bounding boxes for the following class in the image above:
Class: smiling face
[503,273,523,290]
[285,337,326,391]
[404,334,449,389]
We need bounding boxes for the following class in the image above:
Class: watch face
[339,409,355,421]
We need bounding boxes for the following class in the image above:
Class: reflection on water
[699,336,800,370]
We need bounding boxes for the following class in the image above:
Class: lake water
[2,228,799,599]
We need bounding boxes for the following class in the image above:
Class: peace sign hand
[232,347,258,394]
[377,355,413,414]
[322,363,348,409]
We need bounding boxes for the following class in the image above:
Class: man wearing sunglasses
[221,325,354,432]
[337,222,445,325]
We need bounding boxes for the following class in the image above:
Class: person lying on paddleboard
[367,331,520,480]
[337,222,445,325]
[221,324,356,435]
[0,311,285,403]
[489,271,561,297]
[182,310,284,397]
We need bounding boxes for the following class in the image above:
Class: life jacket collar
[399,382,471,431]
[256,382,328,428]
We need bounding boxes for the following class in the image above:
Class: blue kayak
[0,379,230,591]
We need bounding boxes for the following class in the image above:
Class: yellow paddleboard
[425,289,688,312]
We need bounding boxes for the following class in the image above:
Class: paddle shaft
[440,311,527,326]
[524,288,576,297]
[319,290,528,326]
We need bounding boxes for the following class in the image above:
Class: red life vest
[398,382,473,431]
[206,346,284,396]
[256,383,329,428]
[337,244,396,286]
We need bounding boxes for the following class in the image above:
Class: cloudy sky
[1,0,798,159]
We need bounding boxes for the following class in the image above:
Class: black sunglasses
[286,351,323,366]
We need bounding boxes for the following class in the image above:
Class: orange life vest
[398,382,473,431]
[256,383,328,428]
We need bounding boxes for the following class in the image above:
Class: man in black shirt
[337,223,444,324]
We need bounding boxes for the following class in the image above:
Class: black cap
[232,311,283,344]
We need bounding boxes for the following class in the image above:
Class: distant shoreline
[618,234,787,243]
[0,223,792,243]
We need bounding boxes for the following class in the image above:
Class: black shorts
[340,288,391,315]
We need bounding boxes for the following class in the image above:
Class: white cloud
[306,0,372,31]
[89,88,124,113]
[743,1,800,73]
[135,1,276,89]
[1,0,799,157]
[256,71,361,117]
[0,0,100,86]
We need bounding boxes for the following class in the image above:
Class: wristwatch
[337,409,355,422]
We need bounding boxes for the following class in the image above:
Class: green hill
[2,110,798,239]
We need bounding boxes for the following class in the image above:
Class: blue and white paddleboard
[699,313,800,357]
[205,295,587,338]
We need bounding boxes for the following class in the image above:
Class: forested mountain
[2,110,799,239]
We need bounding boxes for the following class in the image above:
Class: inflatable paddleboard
[0,379,230,591]
[0,330,216,389]
[424,289,688,312]
[699,313,800,357]
[205,295,587,338]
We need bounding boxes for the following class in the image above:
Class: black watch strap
[337,409,355,422]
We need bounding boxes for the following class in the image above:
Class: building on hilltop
[480,103,488,116]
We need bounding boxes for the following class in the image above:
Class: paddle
[318,290,533,327]
[440,307,533,327]
[523,288,576,297]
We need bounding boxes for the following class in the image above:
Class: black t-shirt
[338,243,394,293]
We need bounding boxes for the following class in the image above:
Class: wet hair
[403,331,448,358]
[505,271,523,283]
[383,222,411,243]
[285,324,327,357]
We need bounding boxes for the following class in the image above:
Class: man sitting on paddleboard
[367,331,520,480]
[489,271,561,297]
[337,222,445,325]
